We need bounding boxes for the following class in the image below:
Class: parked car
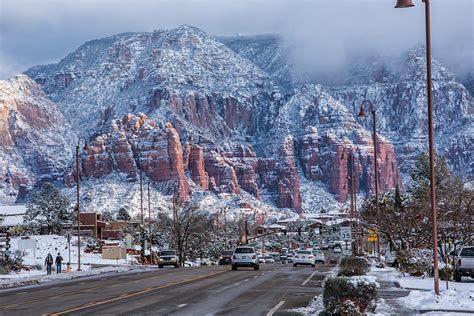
[313,251,325,264]
[293,250,316,267]
[280,248,288,263]
[321,244,329,251]
[231,246,259,270]
[454,246,474,282]
[333,247,342,254]
[218,250,234,265]
[158,250,179,268]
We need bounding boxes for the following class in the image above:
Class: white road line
[253,275,258,278]
[301,271,318,286]
[177,303,187,308]
[234,282,241,286]
[244,279,249,282]
[266,301,285,316]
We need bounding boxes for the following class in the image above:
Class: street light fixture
[394,0,440,295]
[75,137,88,271]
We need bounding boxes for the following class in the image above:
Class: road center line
[47,271,226,315]
[266,301,285,316]
[302,271,318,286]
[177,303,187,308]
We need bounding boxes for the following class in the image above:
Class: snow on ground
[368,261,474,313]
[400,289,474,313]
[8,235,135,267]
[287,295,324,316]
[1,235,140,288]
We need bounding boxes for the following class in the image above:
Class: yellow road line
[46,271,226,315]
[0,269,186,309]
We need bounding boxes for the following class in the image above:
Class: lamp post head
[395,0,414,8]
[358,106,368,118]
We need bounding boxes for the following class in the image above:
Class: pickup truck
[453,246,474,282]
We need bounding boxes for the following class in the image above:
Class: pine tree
[116,207,131,221]
[24,182,71,234]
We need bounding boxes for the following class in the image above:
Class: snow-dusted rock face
[0,75,75,202]
[329,48,473,177]
[3,26,468,213]
[25,26,284,140]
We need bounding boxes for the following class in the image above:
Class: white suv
[293,250,316,267]
[232,246,259,270]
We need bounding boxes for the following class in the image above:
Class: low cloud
[0,0,472,80]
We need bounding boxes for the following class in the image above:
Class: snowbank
[400,289,474,313]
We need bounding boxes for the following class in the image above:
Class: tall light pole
[146,155,153,263]
[75,137,88,271]
[395,0,439,295]
[358,99,381,260]
[139,159,145,263]
[341,151,358,254]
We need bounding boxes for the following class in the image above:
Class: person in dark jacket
[45,252,53,275]
[55,253,63,273]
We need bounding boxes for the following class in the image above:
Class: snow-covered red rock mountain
[1,25,470,216]
[0,75,75,202]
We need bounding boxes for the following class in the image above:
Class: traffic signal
[298,227,301,236]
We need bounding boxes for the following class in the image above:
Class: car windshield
[460,248,474,257]
[265,256,272,259]
[297,251,312,255]
[235,247,254,254]
[222,251,233,255]
[160,251,176,256]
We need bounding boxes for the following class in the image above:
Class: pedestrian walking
[55,253,64,274]
[45,252,53,275]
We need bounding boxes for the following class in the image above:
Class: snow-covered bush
[84,238,101,253]
[397,248,432,277]
[338,256,370,276]
[323,276,379,315]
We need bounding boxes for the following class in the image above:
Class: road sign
[18,239,37,250]
[340,227,352,241]
[368,236,379,242]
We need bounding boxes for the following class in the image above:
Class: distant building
[0,205,27,231]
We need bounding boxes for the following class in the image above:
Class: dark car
[219,250,234,265]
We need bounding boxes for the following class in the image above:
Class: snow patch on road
[287,295,324,316]
[400,289,474,313]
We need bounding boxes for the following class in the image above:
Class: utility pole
[139,165,144,264]
[224,206,228,249]
[75,138,87,271]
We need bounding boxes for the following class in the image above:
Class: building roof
[0,205,27,227]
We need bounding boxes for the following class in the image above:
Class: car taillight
[252,255,256,259]
[308,256,314,259]
[233,255,236,259]
[458,258,462,266]
[294,255,299,258]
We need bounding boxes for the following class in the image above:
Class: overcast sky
[0,0,472,80]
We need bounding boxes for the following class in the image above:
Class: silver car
[231,246,259,270]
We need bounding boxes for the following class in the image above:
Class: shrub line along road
[0,255,411,315]
[0,258,337,316]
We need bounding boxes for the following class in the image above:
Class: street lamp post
[358,99,381,260]
[146,156,153,264]
[394,0,440,295]
[75,138,88,271]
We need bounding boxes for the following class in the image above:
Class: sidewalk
[0,265,153,290]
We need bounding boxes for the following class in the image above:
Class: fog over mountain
[1,0,472,82]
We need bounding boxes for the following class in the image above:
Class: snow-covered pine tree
[24,182,71,234]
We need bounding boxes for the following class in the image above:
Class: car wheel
[174,264,179,268]
[158,265,163,268]
[311,264,315,267]
[454,271,462,282]
[293,263,297,267]
[254,265,259,270]
[232,265,237,271]
[322,261,325,265]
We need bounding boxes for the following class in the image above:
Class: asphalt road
[0,260,337,316]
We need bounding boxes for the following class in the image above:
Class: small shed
[102,246,127,260]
